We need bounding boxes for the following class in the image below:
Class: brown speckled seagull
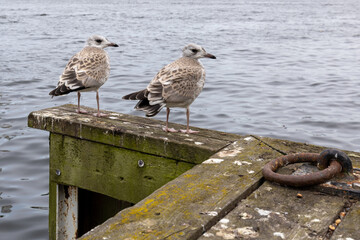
[123,43,216,133]
[49,35,118,117]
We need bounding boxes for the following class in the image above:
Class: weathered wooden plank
[50,133,195,204]
[200,181,347,240]
[59,104,241,142]
[78,136,282,240]
[254,136,360,168]
[29,104,239,163]
[331,201,360,240]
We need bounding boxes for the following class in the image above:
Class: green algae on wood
[28,104,239,163]
[78,136,282,240]
[49,133,195,203]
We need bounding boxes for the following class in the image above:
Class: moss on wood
[78,136,281,240]
[28,104,239,163]
[50,133,195,203]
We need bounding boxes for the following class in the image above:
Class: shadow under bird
[49,35,118,117]
[123,43,216,134]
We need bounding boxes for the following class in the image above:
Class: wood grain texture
[79,136,282,240]
[200,181,347,239]
[49,133,195,203]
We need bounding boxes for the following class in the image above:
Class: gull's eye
[191,49,198,53]
[95,39,102,43]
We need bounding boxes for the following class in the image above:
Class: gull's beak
[204,53,216,59]
[108,43,119,47]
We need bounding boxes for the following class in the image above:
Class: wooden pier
[28,104,360,240]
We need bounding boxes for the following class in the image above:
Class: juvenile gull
[123,43,216,133]
[49,35,118,117]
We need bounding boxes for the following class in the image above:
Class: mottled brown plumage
[123,43,216,133]
[49,35,118,116]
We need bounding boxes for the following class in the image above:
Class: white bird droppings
[264,187,272,191]
[255,208,272,216]
[218,148,243,157]
[216,231,235,239]
[273,232,285,239]
[310,219,321,223]
[244,137,254,141]
[205,211,218,216]
[219,218,230,224]
[78,118,91,122]
[236,227,259,238]
[234,161,252,166]
[203,233,214,237]
[195,142,204,145]
[239,212,253,219]
[247,170,255,174]
[203,158,224,164]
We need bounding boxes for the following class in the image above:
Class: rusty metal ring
[318,149,353,173]
[262,152,344,187]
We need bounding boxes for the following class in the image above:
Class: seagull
[123,43,216,134]
[49,35,118,117]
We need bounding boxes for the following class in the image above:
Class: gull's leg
[94,90,108,117]
[162,107,178,132]
[180,107,199,134]
[76,92,88,114]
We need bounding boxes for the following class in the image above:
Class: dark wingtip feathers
[122,89,147,100]
[123,90,164,117]
[49,84,85,97]
[134,98,164,117]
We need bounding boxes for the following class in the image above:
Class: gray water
[1,0,360,239]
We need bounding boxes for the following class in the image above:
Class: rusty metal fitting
[318,149,353,174]
[262,150,353,187]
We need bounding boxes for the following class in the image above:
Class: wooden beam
[28,104,239,164]
[49,133,195,203]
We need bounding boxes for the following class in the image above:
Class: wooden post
[57,185,78,240]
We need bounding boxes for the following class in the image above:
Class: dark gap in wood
[77,188,134,238]
[322,198,358,239]
[251,135,287,155]
[192,177,266,240]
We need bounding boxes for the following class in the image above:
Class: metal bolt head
[138,160,145,168]
[55,169,61,176]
